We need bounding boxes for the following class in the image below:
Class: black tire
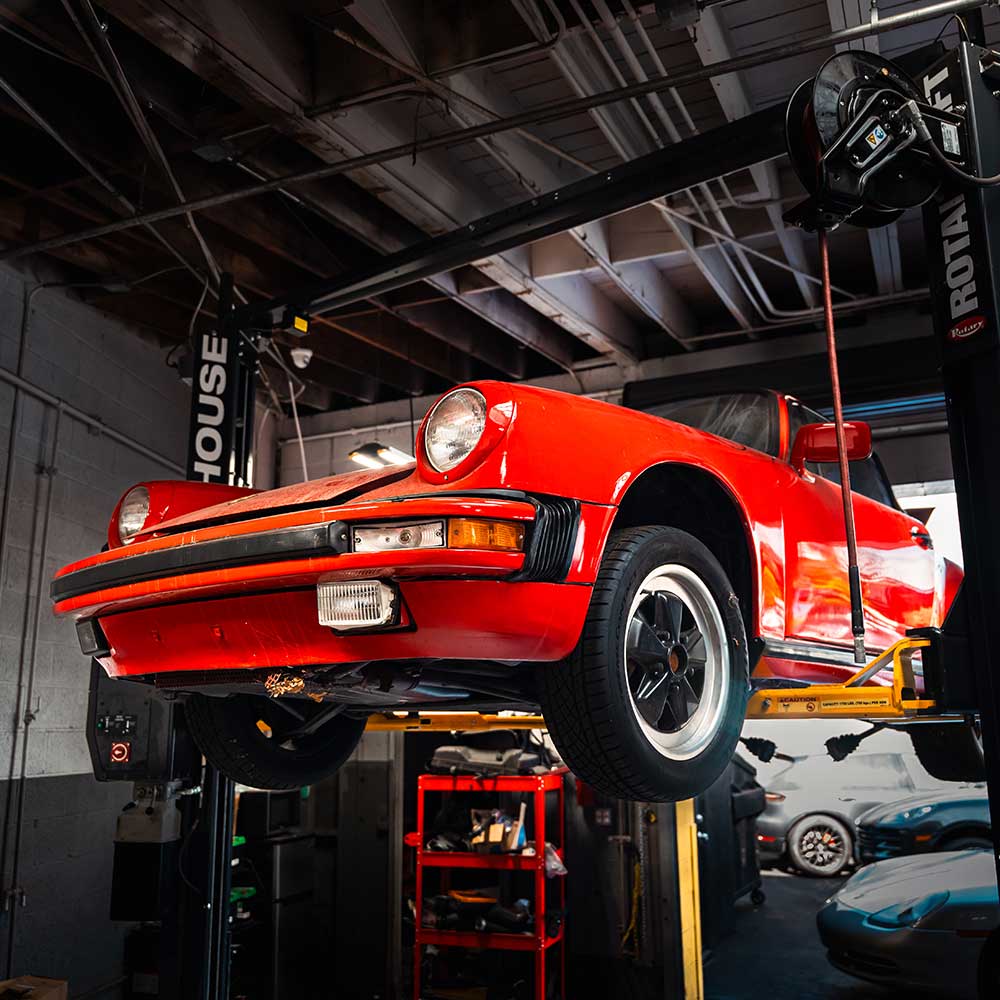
[909,719,985,782]
[787,814,853,876]
[750,888,766,906]
[540,526,749,802]
[185,693,366,789]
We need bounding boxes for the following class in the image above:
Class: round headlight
[117,486,150,544]
[424,389,488,472]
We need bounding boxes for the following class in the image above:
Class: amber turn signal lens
[448,518,525,551]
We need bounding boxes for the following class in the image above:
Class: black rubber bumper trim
[51,521,351,603]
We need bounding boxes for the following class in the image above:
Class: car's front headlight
[424,388,488,472]
[117,486,151,544]
[888,803,936,824]
[868,891,950,928]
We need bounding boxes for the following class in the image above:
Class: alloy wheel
[798,823,849,874]
[624,564,729,761]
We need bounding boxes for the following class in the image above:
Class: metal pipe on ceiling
[66,0,226,290]
[0,0,986,263]
[304,1,568,119]
[0,68,208,286]
[566,0,772,328]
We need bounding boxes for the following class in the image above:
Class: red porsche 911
[50,384,965,800]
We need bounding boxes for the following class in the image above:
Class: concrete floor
[703,870,950,1000]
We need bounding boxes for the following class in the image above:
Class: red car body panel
[51,381,959,690]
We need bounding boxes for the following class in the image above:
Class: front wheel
[185,693,366,789]
[541,526,750,802]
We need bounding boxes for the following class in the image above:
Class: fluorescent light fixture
[376,444,415,465]
[348,441,415,469]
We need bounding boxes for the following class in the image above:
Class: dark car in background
[818,849,999,999]
[856,787,990,863]
[757,752,953,876]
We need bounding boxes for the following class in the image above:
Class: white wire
[188,276,210,343]
[262,341,310,481]
[288,374,308,481]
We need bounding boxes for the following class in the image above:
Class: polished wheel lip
[798,823,848,872]
[623,563,729,762]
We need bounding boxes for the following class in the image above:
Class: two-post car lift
[88,3,1000,995]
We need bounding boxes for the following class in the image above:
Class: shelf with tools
[411,771,566,999]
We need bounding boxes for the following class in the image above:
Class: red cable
[818,229,866,664]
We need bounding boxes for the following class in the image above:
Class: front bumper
[817,900,979,998]
[855,824,918,864]
[52,492,612,679]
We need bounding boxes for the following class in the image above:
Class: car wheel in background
[787,815,853,876]
[185,693,366,789]
[908,719,985,782]
[540,526,749,802]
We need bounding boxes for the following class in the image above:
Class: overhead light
[348,441,415,469]
[376,444,415,465]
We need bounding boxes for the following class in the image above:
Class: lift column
[920,42,1000,881]
[183,272,258,997]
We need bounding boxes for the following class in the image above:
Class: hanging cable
[288,374,308,481]
[819,230,866,665]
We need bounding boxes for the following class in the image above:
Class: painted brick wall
[0,264,189,995]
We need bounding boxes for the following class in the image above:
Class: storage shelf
[413,771,566,998]
[417,927,564,952]
[420,850,543,870]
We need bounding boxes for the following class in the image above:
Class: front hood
[837,850,997,911]
[143,464,416,537]
[858,789,987,825]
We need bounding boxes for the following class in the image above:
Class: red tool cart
[411,771,566,999]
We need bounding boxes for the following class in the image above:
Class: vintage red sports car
[51,383,964,799]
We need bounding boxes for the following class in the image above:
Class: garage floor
[704,871,949,1000]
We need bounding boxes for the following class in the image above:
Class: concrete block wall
[0,264,189,994]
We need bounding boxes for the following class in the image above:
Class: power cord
[902,99,1000,187]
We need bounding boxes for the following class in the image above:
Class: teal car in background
[818,849,999,999]
[856,787,990,864]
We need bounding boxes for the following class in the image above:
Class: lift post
[916,40,1000,882]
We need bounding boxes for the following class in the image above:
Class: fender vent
[518,497,580,582]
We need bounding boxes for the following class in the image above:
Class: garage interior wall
[0,263,189,992]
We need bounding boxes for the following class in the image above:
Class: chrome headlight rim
[423,387,489,474]
[117,485,151,545]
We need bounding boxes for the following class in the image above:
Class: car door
[782,398,937,653]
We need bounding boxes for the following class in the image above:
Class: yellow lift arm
[365,636,960,734]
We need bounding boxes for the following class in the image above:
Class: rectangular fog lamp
[448,518,525,552]
[317,580,396,629]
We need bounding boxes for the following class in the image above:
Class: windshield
[644,392,779,457]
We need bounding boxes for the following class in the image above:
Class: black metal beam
[236,104,787,326]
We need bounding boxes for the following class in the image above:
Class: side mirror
[791,421,872,474]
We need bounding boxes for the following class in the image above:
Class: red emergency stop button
[110,741,131,764]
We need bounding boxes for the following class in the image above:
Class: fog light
[353,520,444,552]
[317,579,396,629]
[448,518,525,551]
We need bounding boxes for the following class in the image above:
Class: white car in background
[756,751,958,876]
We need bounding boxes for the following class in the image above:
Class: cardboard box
[0,976,68,1000]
